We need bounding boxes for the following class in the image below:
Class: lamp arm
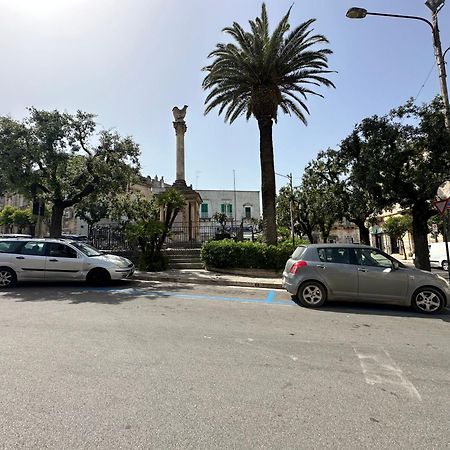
[366,11,434,30]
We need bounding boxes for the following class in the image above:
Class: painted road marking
[83,287,293,307]
[354,346,422,401]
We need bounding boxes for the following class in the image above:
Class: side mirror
[392,260,399,270]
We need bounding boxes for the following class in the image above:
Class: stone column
[172,105,188,187]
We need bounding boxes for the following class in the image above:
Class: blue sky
[0,0,448,192]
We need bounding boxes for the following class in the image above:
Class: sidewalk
[134,269,283,289]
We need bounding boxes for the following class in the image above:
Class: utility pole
[288,173,296,251]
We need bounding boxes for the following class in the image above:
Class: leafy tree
[0,206,16,233]
[75,194,112,235]
[212,212,228,233]
[12,208,34,233]
[383,215,412,259]
[301,158,345,243]
[0,108,140,238]
[339,97,450,270]
[202,3,334,245]
[110,189,186,271]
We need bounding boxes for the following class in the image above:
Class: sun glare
[5,0,87,18]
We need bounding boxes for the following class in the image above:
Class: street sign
[432,198,448,214]
[437,181,450,200]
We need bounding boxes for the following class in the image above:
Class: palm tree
[202,3,335,244]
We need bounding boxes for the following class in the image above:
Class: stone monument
[171,105,202,244]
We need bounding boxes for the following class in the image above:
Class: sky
[0,0,449,193]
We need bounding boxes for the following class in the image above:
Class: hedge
[201,239,301,270]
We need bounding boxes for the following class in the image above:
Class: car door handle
[16,256,25,260]
[357,268,367,272]
[317,265,326,269]
[48,259,58,262]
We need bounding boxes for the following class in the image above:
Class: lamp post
[276,172,295,250]
[346,2,450,132]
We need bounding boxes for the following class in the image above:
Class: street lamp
[275,172,296,250]
[346,3,450,132]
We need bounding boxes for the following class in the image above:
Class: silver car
[282,244,449,314]
[0,238,134,287]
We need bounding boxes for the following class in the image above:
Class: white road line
[353,346,422,401]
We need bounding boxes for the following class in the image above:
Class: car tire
[0,267,17,288]
[86,268,111,286]
[412,287,445,314]
[297,281,326,308]
[442,260,448,272]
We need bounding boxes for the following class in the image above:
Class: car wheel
[442,260,448,272]
[86,268,111,286]
[412,287,445,314]
[0,268,17,288]
[297,282,326,308]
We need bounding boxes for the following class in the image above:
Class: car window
[292,246,306,260]
[0,240,22,254]
[69,241,102,257]
[20,241,45,256]
[356,248,392,268]
[45,243,78,259]
[317,248,350,264]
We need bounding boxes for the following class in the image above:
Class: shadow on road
[290,297,450,323]
[0,280,195,305]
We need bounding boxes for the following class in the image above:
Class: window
[200,203,209,219]
[317,247,350,264]
[21,241,45,256]
[0,241,22,254]
[244,206,251,219]
[220,203,233,218]
[356,248,392,268]
[45,243,78,259]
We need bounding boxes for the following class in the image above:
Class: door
[315,247,358,300]
[355,248,408,304]
[44,242,84,280]
[15,241,46,279]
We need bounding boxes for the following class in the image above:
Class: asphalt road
[0,280,449,449]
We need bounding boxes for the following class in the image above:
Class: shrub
[201,239,303,270]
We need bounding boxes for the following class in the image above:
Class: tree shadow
[1,280,195,305]
[290,297,450,323]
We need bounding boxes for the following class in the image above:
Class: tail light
[289,260,308,274]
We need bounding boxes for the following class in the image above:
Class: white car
[0,238,134,287]
[429,242,450,271]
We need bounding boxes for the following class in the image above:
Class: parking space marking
[353,346,422,401]
[85,286,293,307]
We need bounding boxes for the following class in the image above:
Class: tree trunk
[257,118,277,245]
[412,204,431,271]
[354,220,370,245]
[49,203,65,237]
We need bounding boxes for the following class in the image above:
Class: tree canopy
[0,108,141,237]
[202,3,334,245]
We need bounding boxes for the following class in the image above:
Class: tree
[212,212,228,233]
[0,108,140,237]
[202,3,334,245]
[383,215,412,260]
[0,206,16,233]
[12,208,34,233]
[339,97,450,270]
[75,194,112,235]
[301,157,345,243]
[277,185,315,243]
[110,188,186,271]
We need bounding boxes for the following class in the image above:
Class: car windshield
[70,241,103,257]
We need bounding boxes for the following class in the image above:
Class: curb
[133,272,282,290]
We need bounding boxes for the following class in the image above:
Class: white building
[197,189,260,225]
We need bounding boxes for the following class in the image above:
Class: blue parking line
[265,291,275,303]
[85,286,293,307]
